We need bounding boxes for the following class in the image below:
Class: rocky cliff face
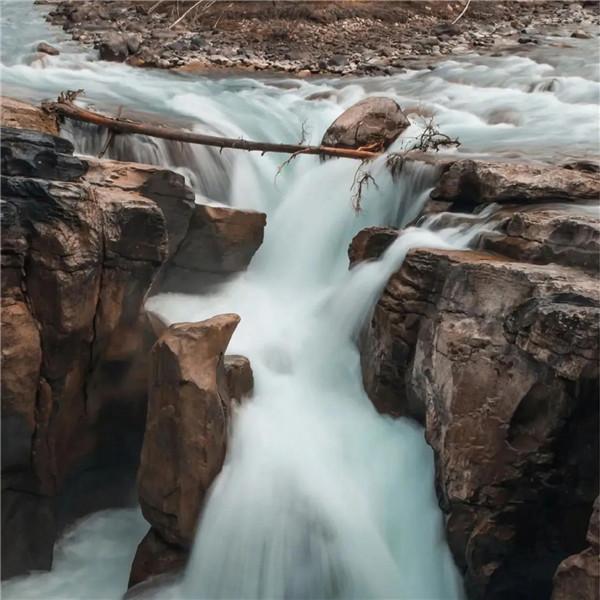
[356,160,600,599]
[0,99,264,579]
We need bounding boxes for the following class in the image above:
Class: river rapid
[1,2,599,599]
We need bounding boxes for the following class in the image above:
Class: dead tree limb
[45,97,381,161]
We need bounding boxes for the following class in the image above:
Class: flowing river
[1,2,599,599]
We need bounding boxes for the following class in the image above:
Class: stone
[348,226,398,267]
[0,97,59,136]
[1,126,87,181]
[430,159,600,208]
[128,528,187,588]
[98,32,130,62]
[138,314,240,548]
[83,158,195,258]
[478,207,600,274]
[359,243,599,598]
[159,204,266,293]
[224,355,254,404]
[36,41,60,55]
[571,29,592,39]
[321,97,410,151]
[552,497,600,600]
[1,123,175,578]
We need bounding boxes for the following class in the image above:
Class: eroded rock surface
[0,126,172,578]
[552,496,600,600]
[133,316,253,585]
[159,203,266,293]
[0,97,59,136]
[357,224,599,599]
[321,97,409,151]
[431,159,600,208]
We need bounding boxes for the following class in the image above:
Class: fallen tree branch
[44,95,381,161]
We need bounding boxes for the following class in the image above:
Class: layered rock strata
[356,165,600,599]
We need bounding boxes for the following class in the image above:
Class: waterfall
[2,2,598,598]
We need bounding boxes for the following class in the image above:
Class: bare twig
[169,0,203,29]
[98,105,122,158]
[298,119,311,145]
[274,148,310,183]
[351,162,380,212]
[148,0,165,14]
[451,0,471,25]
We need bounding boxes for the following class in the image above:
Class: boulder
[159,204,266,293]
[348,226,398,267]
[83,158,195,258]
[128,528,187,589]
[430,159,600,208]
[552,497,600,600]
[224,355,254,404]
[359,240,599,598]
[98,32,130,62]
[0,97,59,135]
[137,314,241,548]
[37,41,60,56]
[321,97,410,151]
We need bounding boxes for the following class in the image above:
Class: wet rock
[359,243,599,598]
[552,497,600,600]
[478,207,600,273]
[138,314,240,548]
[224,355,254,404]
[0,97,59,136]
[83,158,195,258]
[348,226,398,267]
[571,29,592,38]
[98,32,130,62]
[128,528,187,588]
[36,41,60,55]
[159,204,266,293]
[1,123,175,578]
[1,126,87,181]
[321,97,410,151]
[431,159,600,207]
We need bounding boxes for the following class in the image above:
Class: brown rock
[83,158,195,257]
[1,124,174,578]
[98,32,130,62]
[360,243,599,598]
[0,97,59,136]
[138,314,240,548]
[37,42,60,56]
[321,97,410,151]
[552,497,600,600]
[348,226,398,267]
[431,159,600,207]
[128,528,187,589]
[160,204,266,293]
[224,355,254,404]
[479,207,600,274]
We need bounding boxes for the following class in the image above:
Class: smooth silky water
[2,2,599,598]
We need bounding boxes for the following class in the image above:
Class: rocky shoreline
[38,0,600,75]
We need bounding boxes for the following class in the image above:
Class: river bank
[39,0,600,75]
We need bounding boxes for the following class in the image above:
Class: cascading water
[2,2,599,599]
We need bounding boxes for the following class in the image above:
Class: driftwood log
[44,97,382,161]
